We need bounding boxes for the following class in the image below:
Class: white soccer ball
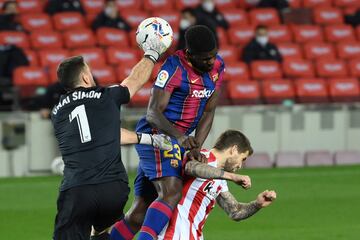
[136,17,173,50]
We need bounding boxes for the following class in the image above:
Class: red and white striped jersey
[159,150,229,240]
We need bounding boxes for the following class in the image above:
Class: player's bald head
[57,56,87,90]
[185,25,216,55]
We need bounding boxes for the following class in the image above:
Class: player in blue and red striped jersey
[111,25,225,240]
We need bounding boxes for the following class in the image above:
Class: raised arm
[216,190,277,221]
[121,36,167,98]
[184,160,251,189]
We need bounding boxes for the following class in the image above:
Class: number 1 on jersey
[69,104,92,143]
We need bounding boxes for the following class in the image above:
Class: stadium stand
[244,152,273,168]
[0,0,359,109]
[305,150,334,166]
[334,150,360,165]
[275,151,304,167]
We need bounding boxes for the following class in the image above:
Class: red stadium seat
[53,12,86,31]
[223,9,249,27]
[277,43,303,60]
[334,0,360,7]
[121,10,149,29]
[329,78,360,102]
[144,0,174,12]
[251,61,282,79]
[175,0,200,10]
[303,42,336,60]
[313,7,344,25]
[116,63,136,82]
[129,83,152,107]
[349,58,360,77]
[218,45,239,63]
[357,26,360,40]
[305,151,333,166]
[224,62,249,81]
[20,14,52,32]
[249,8,280,26]
[227,81,261,105]
[116,0,141,11]
[336,41,360,59]
[105,47,140,66]
[262,80,295,104]
[228,26,255,45]
[13,66,48,86]
[152,11,180,32]
[23,50,38,66]
[287,0,301,8]
[303,0,332,8]
[0,31,29,48]
[70,48,106,67]
[96,28,129,47]
[81,0,104,15]
[17,0,43,14]
[316,59,348,78]
[64,29,96,49]
[295,78,328,103]
[268,25,292,43]
[30,31,63,49]
[48,66,58,84]
[217,27,229,47]
[283,59,315,78]
[91,65,117,85]
[38,49,70,67]
[214,0,237,10]
[292,25,324,43]
[325,25,356,43]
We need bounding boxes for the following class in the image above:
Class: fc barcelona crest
[212,73,219,82]
[170,159,179,168]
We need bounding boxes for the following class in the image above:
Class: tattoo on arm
[216,192,261,221]
[185,161,225,179]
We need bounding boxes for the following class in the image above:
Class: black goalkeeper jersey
[51,85,130,191]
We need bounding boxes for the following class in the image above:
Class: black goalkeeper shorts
[53,180,130,240]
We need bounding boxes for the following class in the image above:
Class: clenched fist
[256,190,277,208]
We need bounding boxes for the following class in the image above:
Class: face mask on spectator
[256,36,269,46]
[105,7,115,17]
[180,18,191,30]
[202,1,215,12]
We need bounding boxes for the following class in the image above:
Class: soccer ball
[136,17,173,50]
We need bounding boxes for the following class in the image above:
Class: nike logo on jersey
[191,89,215,98]
[190,78,200,84]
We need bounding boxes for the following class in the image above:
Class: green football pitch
[1,165,359,240]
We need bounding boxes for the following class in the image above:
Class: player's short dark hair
[2,1,16,11]
[57,56,86,91]
[256,25,268,32]
[185,25,216,54]
[214,130,253,155]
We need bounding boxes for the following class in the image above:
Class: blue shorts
[134,138,185,197]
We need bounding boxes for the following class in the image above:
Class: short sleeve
[153,56,182,93]
[215,56,226,91]
[220,180,229,193]
[106,85,130,107]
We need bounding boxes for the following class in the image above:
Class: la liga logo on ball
[136,17,174,50]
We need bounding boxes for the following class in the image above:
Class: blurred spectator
[0,44,28,83]
[46,0,85,15]
[257,0,289,12]
[35,82,66,118]
[345,9,360,27]
[0,1,23,31]
[242,25,282,64]
[92,0,131,31]
[193,0,229,31]
[177,8,198,50]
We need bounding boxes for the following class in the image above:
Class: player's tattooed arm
[216,191,262,221]
[184,160,225,179]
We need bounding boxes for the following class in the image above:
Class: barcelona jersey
[134,50,225,193]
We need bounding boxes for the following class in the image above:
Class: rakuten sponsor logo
[192,89,214,98]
